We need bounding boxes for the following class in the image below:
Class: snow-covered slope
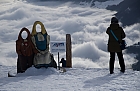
[0,66,140,91]
[107,0,140,26]
[93,0,124,8]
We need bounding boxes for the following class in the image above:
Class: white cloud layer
[0,0,140,69]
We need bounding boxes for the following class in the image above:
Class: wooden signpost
[66,34,72,68]
[50,34,72,68]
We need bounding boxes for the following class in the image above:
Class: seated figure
[31,21,57,69]
[60,58,66,67]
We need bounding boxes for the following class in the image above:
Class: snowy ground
[0,0,140,91]
[0,66,140,91]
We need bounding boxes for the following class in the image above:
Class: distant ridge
[106,0,140,26]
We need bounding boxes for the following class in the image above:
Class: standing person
[16,27,38,73]
[60,58,66,67]
[106,17,126,74]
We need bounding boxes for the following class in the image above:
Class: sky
[0,0,140,91]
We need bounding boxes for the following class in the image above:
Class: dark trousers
[109,52,125,73]
[17,55,34,73]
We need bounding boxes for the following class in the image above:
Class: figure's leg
[19,55,27,72]
[109,52,115,74]
[17,56,22,73]
[117,52,125,73]
[17,55,27,73]
[27,54,34,68]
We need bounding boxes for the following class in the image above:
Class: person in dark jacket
[106,17,126,74]
[60,58,66,67]
[16,27,38,73]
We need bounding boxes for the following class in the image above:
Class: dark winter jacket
[60,58,66,67]
[16,27,38,56]
[106,23,126,52]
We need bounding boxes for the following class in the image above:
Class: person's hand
[41,51,46,54]
[18,54,22,55]
[41,50,48,54]
[37,53,41,56]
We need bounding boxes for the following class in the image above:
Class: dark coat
[16,27,38,56]
[106,24,126,52]
[60,58,66,67]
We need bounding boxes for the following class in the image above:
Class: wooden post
[66,34,72,68]
[58,52,60,70]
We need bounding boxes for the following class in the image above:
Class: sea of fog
[0,0,140,69]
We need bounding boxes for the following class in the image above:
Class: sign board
[50,41,66,53]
